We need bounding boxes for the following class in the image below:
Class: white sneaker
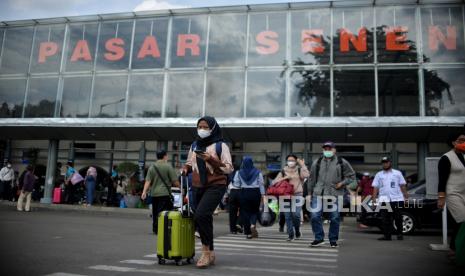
[195,231,200,238]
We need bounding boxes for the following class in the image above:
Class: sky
[0,0,323,21]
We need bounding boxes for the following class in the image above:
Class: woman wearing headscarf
[234,156,265,239]
[182,116,233,268]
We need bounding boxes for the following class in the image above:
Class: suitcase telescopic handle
[180,174,190,217]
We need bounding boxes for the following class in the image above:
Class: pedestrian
[85,166,97,206]
[225,169,244,234]
[17,165,35,212]
[372,156,408,241]
[182,116,233,268]
[108,164,118,206]
[272,154,309,241]
[437,132,465,261]
[64,162,76,204]
[234,156,265,239]
[0,161,15,200]
[308,141,355,248]
[357,172,373,229]
[141,150,179,234]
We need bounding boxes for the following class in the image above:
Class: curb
[0,200,151,218]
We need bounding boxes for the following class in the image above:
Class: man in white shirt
[372,157,408,241]
[0,162,15,200]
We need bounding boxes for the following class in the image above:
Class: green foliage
[117,162,138,177]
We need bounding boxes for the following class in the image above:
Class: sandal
[209,251,216,265]
[196,251,211,268]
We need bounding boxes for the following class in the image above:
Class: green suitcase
[156,176,195,265]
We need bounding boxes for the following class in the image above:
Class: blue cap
[322,141,336,148]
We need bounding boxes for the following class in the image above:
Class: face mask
[287,161,296,168]
[455,142,465,153]
[198,129,211,139]
[323,151,334,158]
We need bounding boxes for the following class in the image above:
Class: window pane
[248,13,287,66]
[96,22,132,71]
[132,19,168,69]
[425,68,465,116]
[0,79,26,118]
[0,27,34,74]
[60,76,92,118]
[334,70,375,116]
[290,69,330,117]
[378,70,419,116]
[206,71,244,117]
[247,71,285,117]
[291,9,331,66]
[127,74,163,117]
[333,8,374,64]
[170,15,207,68]
[91,75,127,117]
[64,23,99,72]
[421,7,465,63]
[31,25,65,73]
[24,77,58,118]
[208,14,246,67]
[167,72,203,117]
[376,7,418,63]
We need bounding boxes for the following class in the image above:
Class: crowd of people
[1,117,464,268]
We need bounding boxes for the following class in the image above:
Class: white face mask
[198,129,211,139]
[287,161,297,168]
[7,164,11,168]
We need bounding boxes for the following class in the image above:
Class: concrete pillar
[138,141,146,182]
[280,142,293,168]
[3,139,12,166]
[41,139,58,204]
[68,141,75,163]
[391,143,399,169]
[417,142,428,181]
[109,140,115,173]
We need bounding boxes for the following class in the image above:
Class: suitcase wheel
[175,260,182,266]
[158,258,166,265]
[186,258,193,264]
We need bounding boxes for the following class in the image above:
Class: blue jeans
[86,178,95,205]
[283,198,302,238]
[310,196,340,242]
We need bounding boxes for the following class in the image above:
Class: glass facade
[0,2,464,120]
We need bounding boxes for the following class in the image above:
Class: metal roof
[1,0,464,27]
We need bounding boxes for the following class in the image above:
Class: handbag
[266,179,294,196]
[70,172,84,185]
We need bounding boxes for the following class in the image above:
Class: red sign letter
[429,25,457,51]
[104,38,125,61]
[177,34,200,57]
[70,40,92,62]
[340,28,367,52]
[38,42,58,63]
[137,36,161,59]
[301,29,325,53]
[256,31,279,55]
[386,26,409,51]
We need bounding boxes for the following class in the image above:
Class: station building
[0,0,464,202]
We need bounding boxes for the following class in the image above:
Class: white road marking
[213,242,338,253]
[44,273,89,276]
[219,252,337,263]
[120,259,157,265]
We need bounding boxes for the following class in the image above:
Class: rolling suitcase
[156,176,195,265]
[52,187,62,204]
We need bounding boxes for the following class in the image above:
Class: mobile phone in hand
[194,149,205,155]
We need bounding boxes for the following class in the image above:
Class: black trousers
[228,189,242,232]
[450,219,462,251]
[380,201,403,238]
[239,188,261,235]
[194,185,226,250]
[151,196,173,234]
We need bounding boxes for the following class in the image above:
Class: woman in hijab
[234,156,265,239]
[182,116,233,268]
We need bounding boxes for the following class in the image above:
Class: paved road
[0,204,461,276]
